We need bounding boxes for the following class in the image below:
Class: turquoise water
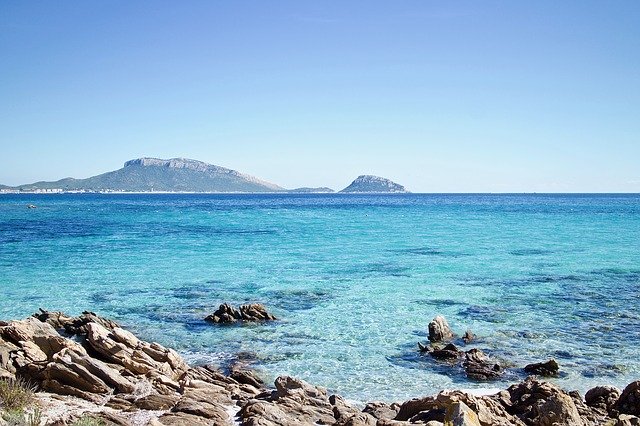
[1,193,639,402]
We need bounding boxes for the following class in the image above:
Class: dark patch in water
[182,320,213,333]
[415,298,467,307]
[509,248,553,256]
[264,288,335,311]
[581,363,626,378]
[459,305,508,323]
[90,292,112,304]
[172,285,212,301]
[341,262,411,278]
[391,246,444,256]
[389,246,467,258]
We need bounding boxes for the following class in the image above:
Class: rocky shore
[1,310,639,425]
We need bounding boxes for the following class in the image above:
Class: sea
[1,193,639,403]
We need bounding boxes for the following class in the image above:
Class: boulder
[445,401,481,426]
[617,414,640,426]
[428,315,454,343]
[523,359,560,377]
[463,349,502,381]
[33,309,119,336]
[535,392,584,426]
[238,376,338,425]
[617,381,640,416]
[395,396,438,421]
[585,385,621,415]
[156,412,215,426]
[462,330,476,344]
[506,378,590,426]
[334,412,378,426]
[363,401,399,420]
[205,303,277,324]
[135,393,180,410]
[431,343,461,360]
[435,391,524,426]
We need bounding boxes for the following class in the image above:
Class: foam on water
[1,193,639,402]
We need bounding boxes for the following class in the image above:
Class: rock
[536,392,585,426]
[435,390,524,426]
[230,366,264,389]
[523,359,560,377]
[395,396,438,421]
[462,330,476,344]
[135,393,180,410]
[418,341,432,353]
[205,303,277,324]
[363,401,399,420]
[172,398,230,422]
[238,376,338,425]
[34,309,119,336]
[156,412,214,426]
[409,408,445,423]
[463,349,502,381]
[505,378,592,426]
[617,381,640,416]
[330,394,360,421]
[617,414,640,425]
[85,322,187,382]
[428,315,454,343]
[1,317,75,358]
[334,412,378,426]
[585,385,621,415]
[445,401,481,426]
[431,343,461,360]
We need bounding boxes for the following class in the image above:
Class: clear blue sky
[1,1,639,192]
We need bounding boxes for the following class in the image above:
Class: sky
[1,1,639,192]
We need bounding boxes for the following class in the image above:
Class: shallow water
[1,193,639,402]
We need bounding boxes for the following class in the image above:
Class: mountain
[11,158,284,193]
[340,175,408,193]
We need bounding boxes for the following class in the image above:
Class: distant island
[340,175,408,193]
[0,157,409,194]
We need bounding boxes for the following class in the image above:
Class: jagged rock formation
[9,158,284,193]
[204,303,277,324]
[428,315,454,343]
[1,310,639,425]
[340,175,408,193]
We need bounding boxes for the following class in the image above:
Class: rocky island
[3,158,284,193]
[340,175,408,193]
[1,309,638,426]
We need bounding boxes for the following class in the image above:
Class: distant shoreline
[1,191,638,195]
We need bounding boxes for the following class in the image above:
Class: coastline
[1,310,637,426]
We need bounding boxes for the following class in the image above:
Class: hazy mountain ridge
[1,158,408,193]
[8,158,284,193]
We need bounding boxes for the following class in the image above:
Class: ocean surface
[1,193,639,403]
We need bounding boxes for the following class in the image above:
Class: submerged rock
[204,303,277,324]
[428,315,454,343]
